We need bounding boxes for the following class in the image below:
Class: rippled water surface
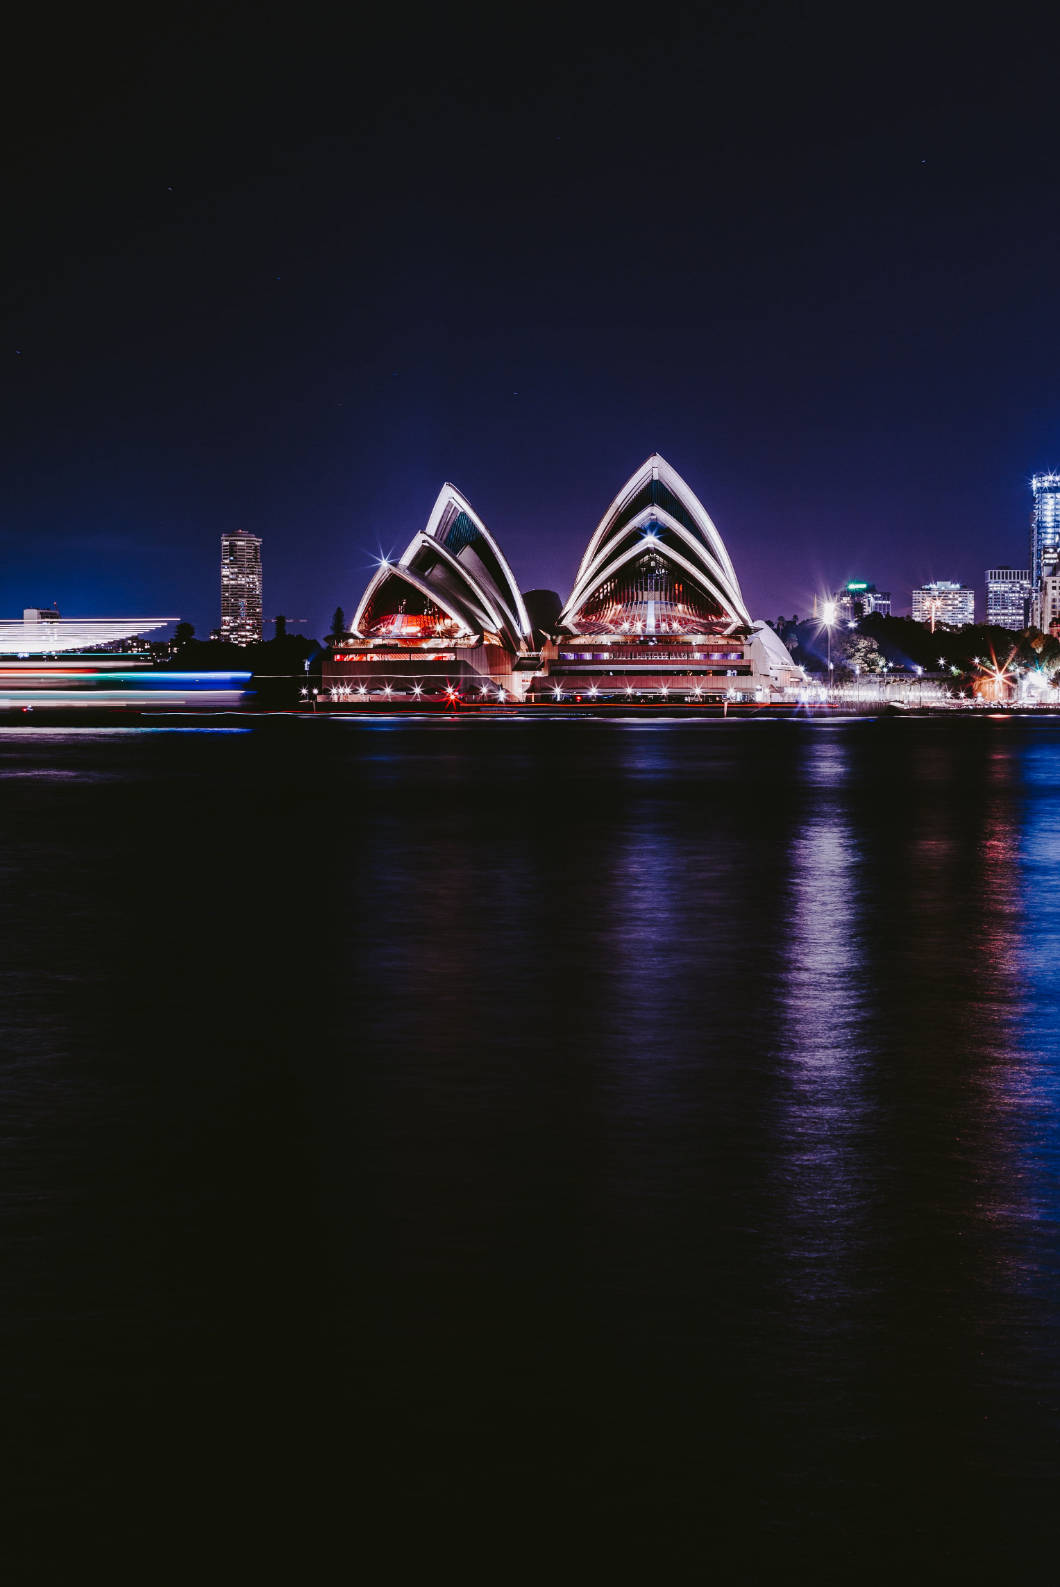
[3,716,1060,1573]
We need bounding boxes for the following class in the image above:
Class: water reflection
[7,719,1060,1571]
[775,728,875,1359]
[814,725,1046,1546]
[760,723,1060,1552]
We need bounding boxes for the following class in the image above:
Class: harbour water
[3,716,1060,1573]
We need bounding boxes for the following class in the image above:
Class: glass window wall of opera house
[325,456,805,703]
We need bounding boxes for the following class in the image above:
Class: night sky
[5,4,1060,634]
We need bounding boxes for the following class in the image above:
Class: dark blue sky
[5,3,1060,634]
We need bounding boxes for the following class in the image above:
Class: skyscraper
[1039,571,1060,634]
[985,567,1031,629]
[1030,474,1060,626]
[220,530,263,645]
[911,580,974,627]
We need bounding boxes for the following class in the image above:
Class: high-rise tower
[911,580,974,627]
[985,567,1031,629]
[220,530,263,645]
[1030,474,1060,625]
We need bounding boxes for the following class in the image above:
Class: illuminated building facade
[985,567,1031,629]
[540,455,800,700]
[330,483,537,697]
[912,581,974,628]
[1031,473,1060,588]
[220,530,263,645]
[1029,475,1060,629]
[1037,571,1060,633]
[834,581,890,621]
[328,456,804,703]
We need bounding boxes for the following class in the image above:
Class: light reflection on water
[2,717,1060,1571]
[777,733,872,1280]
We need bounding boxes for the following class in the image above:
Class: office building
[985,567,1031,629]
[1031,474,1060,589]
[1037,571,1060,633]
[912,581,974,628]
[834,581,891,621]
[220,530,263,645]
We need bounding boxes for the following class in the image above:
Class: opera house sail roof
[335,454,802,702]
[558,454,752,636]
[352,484,532,651]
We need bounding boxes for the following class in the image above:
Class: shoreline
[0,701,1054,726]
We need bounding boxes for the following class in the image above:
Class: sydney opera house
[326,455,802,702]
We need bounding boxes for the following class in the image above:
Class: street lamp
[821,598,837,700]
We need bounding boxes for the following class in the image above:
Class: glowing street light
[975,646,1018,704]
[820,598,838,696]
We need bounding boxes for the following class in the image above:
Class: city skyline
[0,459,1050,639]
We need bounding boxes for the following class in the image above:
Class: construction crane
[268,615,307,638]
